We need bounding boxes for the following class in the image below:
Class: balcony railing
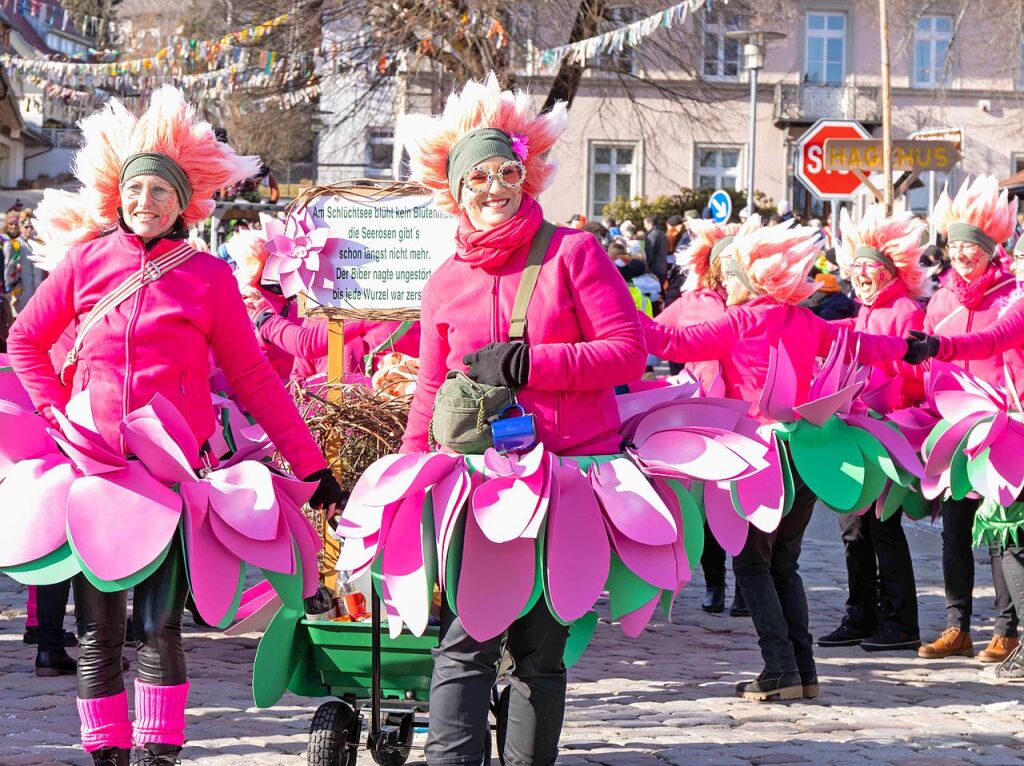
[773,83,881,124]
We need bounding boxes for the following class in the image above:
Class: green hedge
[601,188,775,227]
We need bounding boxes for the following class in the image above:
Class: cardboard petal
[563,611,598,669]
[252,604,304,708]
[208,462,282,542]
[793,383,860,427]
[605,554,660,620]
[66,463,181,582]
[0,541,81,585]
[758,343,797,422]
[847,413,925,480]
[615,382,697,422]
[209,507,292,574]
[730,434,785,533]
[619,594,661,638]
[925,416,981,477]
[234,579,277,621]
[544,464,610,623]
[181,487,245,628]
[632,431,752,482]
[704,480,748,556]
[471,465,547,544]
[0,401,55,470]
[606,520,678,590]
[50,408,126,473]
[456,507,535,642]
[591,459,677,546]
[0,457,74,567]
[653,478,703,568]
[120,415,196,484]
[789,418,864,511]
[356,452,459,507]
[631,400,747,446]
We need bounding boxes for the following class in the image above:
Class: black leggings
[74,541,189,698]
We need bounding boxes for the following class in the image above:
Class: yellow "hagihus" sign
[823,139,962,173]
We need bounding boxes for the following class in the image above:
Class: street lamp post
[727,30,785,216]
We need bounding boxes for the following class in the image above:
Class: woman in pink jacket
[6,88,342,766]
[641,215,908,702]
[912,177,1020,664]
[651,219,744,616]
[817,206,926,653]
[396,75,645,765]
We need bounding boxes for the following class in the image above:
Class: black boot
[133,743,182,765]
[92,747,130,766]
[818,617,874,648]
[729,584,750,617]
[24,627,76,646]
[735,671,803,701]
[35,647,77,677]
[702,584,726,613]
[799,670,819,699]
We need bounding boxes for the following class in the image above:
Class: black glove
[304,468,346,510]
[903,330,939,365]
[254,310,275,330]
[462,342,530,388]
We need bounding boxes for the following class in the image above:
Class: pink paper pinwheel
[262,208,340,298]
[920,363,1024,508]
[760,332,924,517]
[119,395,319,626]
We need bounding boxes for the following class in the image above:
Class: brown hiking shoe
[918,628,974,659]
[978,635,1020,664]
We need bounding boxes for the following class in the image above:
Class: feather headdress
[680,219,740,290]
[32,86,260,265]
[727,215,821,304]
[931,175,1016,246]
[837,204,927,298]
[399,73,567,213]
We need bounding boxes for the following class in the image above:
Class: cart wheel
[495,685,510,766]
[308,700,359,766]
[370,736,410,766]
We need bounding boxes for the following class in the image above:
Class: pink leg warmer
[26,586,38,628]
[133,679,190,747]
[77,692,133,753]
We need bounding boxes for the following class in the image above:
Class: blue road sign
[709,189,732,223]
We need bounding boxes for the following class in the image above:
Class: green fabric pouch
[429,371,516,454]
[428,221,555,454]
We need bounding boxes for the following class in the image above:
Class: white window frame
[588,142,638,219]
[914,15,953,88]
[1011,152,1024,176]
[694,144,743,191]
[366,127,394,176]
[702,6,743,81]
[804,12,846,85]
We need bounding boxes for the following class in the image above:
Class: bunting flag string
[533,0,719,71]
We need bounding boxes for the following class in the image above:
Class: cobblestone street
[2,508,1022,766]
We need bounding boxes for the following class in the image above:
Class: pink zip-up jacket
[259,314,421,381]
[925,269,1024,395]
[838,281,925,409]
[401,228,647,456]
[7,225,326,478]
[640,296,907,420]
[936,295,1024,381]
[655,287,725,390]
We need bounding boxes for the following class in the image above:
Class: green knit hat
[119,152,193,207]
[445,128,518,202]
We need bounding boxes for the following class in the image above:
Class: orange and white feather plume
[931,175,1016,247]
[31,85,260,268]
[680,219,740,290]
[724,215,822,305]
[836,204,927,298]
[399,72,567,213]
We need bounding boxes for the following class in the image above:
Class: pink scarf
[454,195,542,269]
[947,261,1002,309]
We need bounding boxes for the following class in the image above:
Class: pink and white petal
[456,509,536,642]
[633,431,753,482]
[631,400,746,446]
[120,415,196,484]
[67,463,181,581]
[924,417,980,476]
[336,531,380,573]
[0,401,55,472]
[704,481,748,556]
[606,520,678,590]
[590,459,677,546]
[471,470,547,544]
[207,463,282,541]
[732,437,786,533]
[0,457,75,567]
[546,465,610,623]
[283,505,323,598]
[847,414,925,479]
[356,453,459,508]
[758,343,798,422]
[208,509,293,573]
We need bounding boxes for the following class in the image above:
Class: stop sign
[796,119,871,200]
